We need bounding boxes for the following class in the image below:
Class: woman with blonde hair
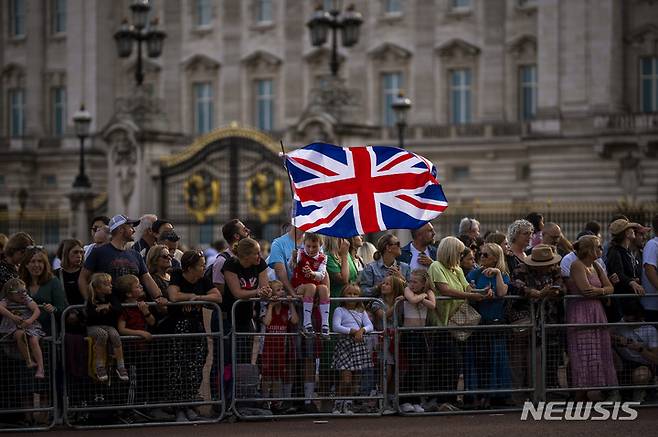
[567,235,618,401]
[18,247,67,334]
[146,244,173,298]
[427,237,492,406]
[466,242,511,407]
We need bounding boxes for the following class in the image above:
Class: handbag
[447,301,481,342]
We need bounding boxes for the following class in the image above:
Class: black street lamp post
[391,92,412,149]
[114,0,166,86]
[307,1,363,77]
[72,105,92,188]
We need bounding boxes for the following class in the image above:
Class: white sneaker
[332,401,343,415]
[400,402,415,413]
[175,410,189,422]
[342,401,354,415]
[185,408,199,420]
[413,404,425,413]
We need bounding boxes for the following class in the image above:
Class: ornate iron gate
[160,125,292,247]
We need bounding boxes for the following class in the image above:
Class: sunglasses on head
[26,245,44,251]
[7,288,27,294]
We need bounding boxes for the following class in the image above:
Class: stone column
[68,188,96,242]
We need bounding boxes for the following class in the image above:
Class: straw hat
[609,219,642,236]
[524,244,562,267]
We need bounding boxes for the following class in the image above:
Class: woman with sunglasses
[18,246,68,335]
[467,243,512,408]
[567,235,618,401]
[146,245,173,299]
[360,234,411,297]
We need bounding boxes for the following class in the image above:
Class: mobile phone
[473,288,489,294]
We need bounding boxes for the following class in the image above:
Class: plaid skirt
[332,336,373,371]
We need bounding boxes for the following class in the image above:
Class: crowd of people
[1,210,657,423]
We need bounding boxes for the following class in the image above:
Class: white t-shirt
[615,319,658,365]
[641,237,658,311]
[560,251,607,278]
[409,243,431,271]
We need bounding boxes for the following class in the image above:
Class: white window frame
[519,64,537,121]
[255,79,274,131]
[449,69,472,125]
[451,0,472,11]
[384,0,402,14]
[640,57,658,113]
[9,88,25,137]
[9,0,26,37]
[51,0,66,34]
[51,86,67,136]
[193,82,214,135]
[195,0,212,27]
[382,72,403,127]
[255,0,273,24]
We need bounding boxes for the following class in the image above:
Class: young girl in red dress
[261,280,298,409]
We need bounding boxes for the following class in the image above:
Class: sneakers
[332,400,344,415]
[175,410,189,422]
[412,404,425,413]
[185,408,199,420]
[96,366,108,382]
[320,324,330,338]
[342,401,354,415]
[302,325,315,337]
[116,367,129,382]
[400,402,415,413]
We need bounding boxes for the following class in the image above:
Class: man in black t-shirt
[78,215,167,305]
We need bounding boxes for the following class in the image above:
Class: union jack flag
[284,142,448,237]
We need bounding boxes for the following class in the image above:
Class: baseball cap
[109,215,141,233]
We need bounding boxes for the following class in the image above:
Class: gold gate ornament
[246,171,284,223]
[183,172,220,223]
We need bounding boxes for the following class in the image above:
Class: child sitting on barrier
[290,233,330,337]
[116,274,155,341]
[400,269,436,414]
[261,280,298,412]
[0,278,46,378]
[331,283,374,415]
[86,273,129,382]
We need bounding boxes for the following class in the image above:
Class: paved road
[6,409,658,437]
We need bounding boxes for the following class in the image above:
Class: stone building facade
[1,0,657,246]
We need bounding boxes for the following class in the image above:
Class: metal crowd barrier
[231,297,386,419]
[541,294,658,403]
[393,295,536,415]
[0,306,57,432]
[60,302,224,429]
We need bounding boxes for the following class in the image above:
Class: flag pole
[280,140,298,246]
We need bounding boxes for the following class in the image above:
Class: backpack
[203,251,232,285]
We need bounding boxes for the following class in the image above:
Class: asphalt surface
[5,409,658,437]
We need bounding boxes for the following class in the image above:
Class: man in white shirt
[641,215,658,322]
[398,222,437,271]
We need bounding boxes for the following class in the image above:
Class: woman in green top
[428,237,489,325]
[19,247,68,335]
[427,236,490,405]
[324,237,358,302]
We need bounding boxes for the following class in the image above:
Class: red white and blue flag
[284,142,448,237]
